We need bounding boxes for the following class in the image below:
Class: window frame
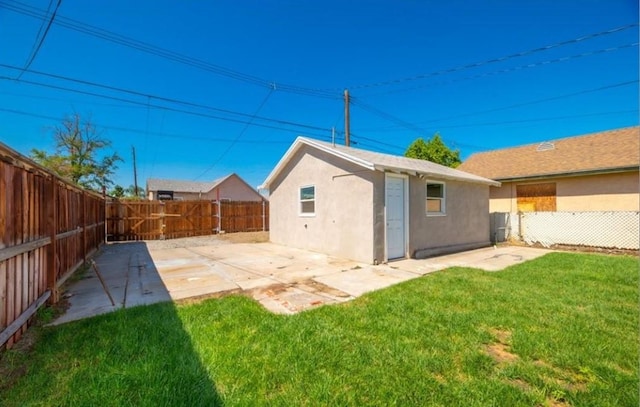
[299,185,316,217]
[426,181,446,216]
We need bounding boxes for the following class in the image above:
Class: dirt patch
[550,243,637,257]
[545,398,570,407]
[503,376,574,407]
[490,328,512,345]
[431,373,447,384]
[507,240,637,257]
[144,235,230,250]
[485,343,519,364]
[485,335,591,405]
[297,279,352,298]
[217,231,269,244]
[534,359,592,393]
[258,283,291,296]
[250,279,351,300]
[484,328,519,364]
[141,231,268,250]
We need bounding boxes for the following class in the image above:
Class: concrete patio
[52,238,551,325]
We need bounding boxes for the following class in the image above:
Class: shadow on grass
[1,242,224,406]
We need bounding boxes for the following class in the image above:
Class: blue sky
[0,0,638,192]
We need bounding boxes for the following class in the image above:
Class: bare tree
[31,113,122,191]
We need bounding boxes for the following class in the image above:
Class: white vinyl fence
[491,211,639,250]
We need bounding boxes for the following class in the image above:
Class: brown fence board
[107,200,268,241]
[0,142,105,349]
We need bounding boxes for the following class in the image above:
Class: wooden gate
[106,200,268,241]
[164,200,214,239]
[106,200,163,240]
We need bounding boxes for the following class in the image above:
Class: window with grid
[426,182,445,215]
[300,185,315,215]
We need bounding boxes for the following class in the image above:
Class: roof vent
[536,141,555,152]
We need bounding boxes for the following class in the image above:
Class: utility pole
[132,145,139,199]
[344,89,350,147]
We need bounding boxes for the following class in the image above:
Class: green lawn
[1,252,637,406]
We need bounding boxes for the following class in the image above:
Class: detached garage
[260,137,500,264]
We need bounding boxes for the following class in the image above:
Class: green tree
[125,185,146,199]
[404,133,461,168]
[31,113,122,191]
[110,184,126,198]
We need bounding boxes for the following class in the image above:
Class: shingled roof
[260,137,500,189]
[147,175,230,193]
[457,126,640,181]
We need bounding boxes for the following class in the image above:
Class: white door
[386,175,406,259]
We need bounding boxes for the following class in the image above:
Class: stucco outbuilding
[260,137,500,264]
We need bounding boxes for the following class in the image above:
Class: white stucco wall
[268,145,376,263]
[407,177,492,258]
[268,145,493,262]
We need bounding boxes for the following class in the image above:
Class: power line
[361,42,639,98]
[350,79,637,136]
[0,76,335,138]
[16,0,61,80]
[417,80,639,125]
[349,132,405,152]
[0,69,337,137]
[0,106,331,143]
[350,97,427,135]
[342,23,638,90]
[351,131,487,153]
[17,0,57,80]
[350,97,483,152]
[1,0,340,99]
[0,63,333,133]
[347,81,638,152]
[3,0,635,101]
[358,110,638,133]
[194,86,276,180]
[0,89,148,109]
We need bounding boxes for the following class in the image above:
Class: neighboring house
[457,126,640,213]
[259,137,500,264]
[147,173,265,202]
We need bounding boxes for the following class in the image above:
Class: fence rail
[491,211,639,250]
[0,142,105,349]
[106,200,268,241]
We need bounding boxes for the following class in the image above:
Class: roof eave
[374,164,501,187]
[260,137,375,190]
[260,137,501,190]
[493,165,639,183]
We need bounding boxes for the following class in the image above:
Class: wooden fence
[0,142,105,349]
[106,200,268,241]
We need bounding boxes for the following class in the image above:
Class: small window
[300,185,315,215]
[426,182,445,215]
